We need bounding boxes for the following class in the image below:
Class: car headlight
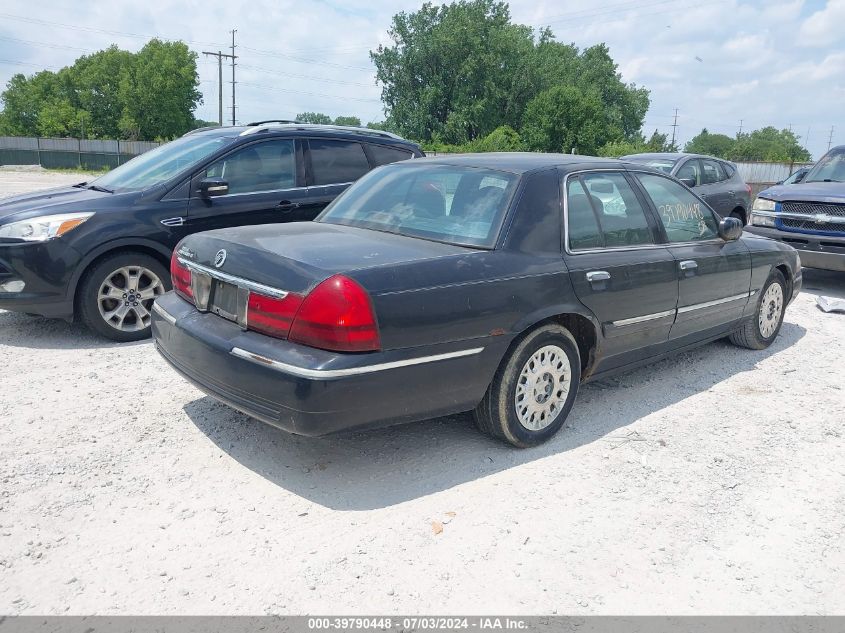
[0,212,94,242]
[752,197,776,212]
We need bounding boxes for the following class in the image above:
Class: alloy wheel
[97,265,165,332]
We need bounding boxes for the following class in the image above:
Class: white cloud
[798,0,845,47]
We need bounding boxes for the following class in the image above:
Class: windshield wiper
[87,184,113,193]
[72,182,88,188]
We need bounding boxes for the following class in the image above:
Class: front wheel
[729,269,786,350]
[78,251,170,342]
[474,324,581,448]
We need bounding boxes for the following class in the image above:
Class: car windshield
[624,157,677,173]
[804,148,845,183]
[317,163,519,248]
[90,134,236,192]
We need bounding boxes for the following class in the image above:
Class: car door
[634,171,751,342]
[562,170,680,371]
[304,138,373,214]
[698,159,734,218]
[186,138,313,232]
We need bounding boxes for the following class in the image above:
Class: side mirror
[199,177,229,198]
[679,177,697,188]
[718,216,743,241]
[776,180,784,185]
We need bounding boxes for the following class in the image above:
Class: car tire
[729,210,745,225]
[474,324,581,448]
[729,269,787,350]
[77,251,170,342]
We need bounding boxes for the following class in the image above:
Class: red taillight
[246,292,304,338]
[288,274,380,352]
[170,251,193,303]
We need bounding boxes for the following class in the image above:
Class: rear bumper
[746,226,845,272]
[152,292,504,436]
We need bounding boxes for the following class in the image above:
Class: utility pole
[202,50,236,126]
[230,29,238,126]
[738,119,743,135]
[670,108,679,149]
[828,126,835,151]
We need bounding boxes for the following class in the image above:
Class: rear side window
[566,172,655,250]
[637,173,719,243]
[309,139,370,185]
[701,159,725,184]
[368,144,414,167]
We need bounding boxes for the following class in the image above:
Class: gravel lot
[1,170,844,615]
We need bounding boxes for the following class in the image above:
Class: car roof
[184,123,418,147]
[407,152,647,175]
[622,152,731,162]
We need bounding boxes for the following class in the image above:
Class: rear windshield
[317,163,519,248]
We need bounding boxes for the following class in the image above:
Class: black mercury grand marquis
[152,153,801,447]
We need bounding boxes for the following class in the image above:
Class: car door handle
[679,260,698,271]
[277,200,300,212]
[586,270,611,282]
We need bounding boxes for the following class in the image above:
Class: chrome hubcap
[97,266,164,332]
[515,345,571,431]
[758,282,784,339]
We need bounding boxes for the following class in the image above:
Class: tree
[684,128,735,158]
[296,112,333,124]
[521,86,606,154]
[333,115,361,127]
[0,40,201,140]
[370,1,649,146]
[119,39,201,140]
[730,127,811,162]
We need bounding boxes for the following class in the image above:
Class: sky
[0,0,842,159]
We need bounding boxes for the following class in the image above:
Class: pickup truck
[746,145,845,271]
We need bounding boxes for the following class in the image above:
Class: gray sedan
[622,153,752,224]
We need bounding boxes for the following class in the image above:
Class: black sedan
[152,153,801,447]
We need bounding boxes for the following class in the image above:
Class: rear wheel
[729,269,786,350]
[78,251,169,342]
[474,324,581,448]
[729,209,746,225]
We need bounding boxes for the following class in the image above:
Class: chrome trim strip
[677,292,750,314]
[230,346,485,379]
[752,210,845,224]
[152,301,177,325]
[561,168,723,255]
[611,309,675,327]
[178,258,289,299]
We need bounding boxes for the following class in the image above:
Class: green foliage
[333,115,362,127]
[684,128,735,158]
[731,127,811,162]
[423,124,524,153]
[598,129,677,157]
[296,112,333,124]
[370,0,649,150]
[0,40,201,141]
[522,86,605,154]
[684,127,811,162]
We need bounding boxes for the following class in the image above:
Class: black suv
[0,123,422,340]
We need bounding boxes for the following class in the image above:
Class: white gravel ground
[1,171,844,615]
